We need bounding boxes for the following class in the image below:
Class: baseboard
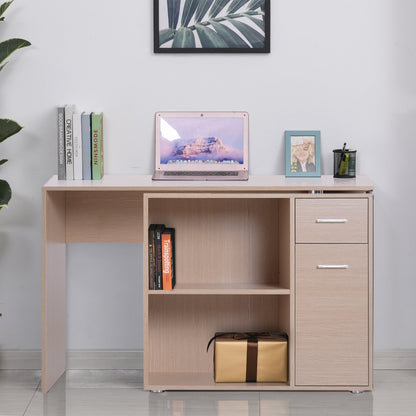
[1,349,415,370]
[374,349,416,370]
[0,350,143,370]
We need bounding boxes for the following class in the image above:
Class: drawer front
[296,198,368,243]
[295,244,369,386]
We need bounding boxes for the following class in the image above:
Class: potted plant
[0,0,30,210]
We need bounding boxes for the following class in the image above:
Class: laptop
[152,111,249,181]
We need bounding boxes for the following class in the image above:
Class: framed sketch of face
[285,131,321,177]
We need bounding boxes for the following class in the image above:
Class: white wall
[0,0,415,351]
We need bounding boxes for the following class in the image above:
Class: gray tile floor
[1,370,415,415]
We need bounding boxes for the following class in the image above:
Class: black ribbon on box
[207,332,288,382]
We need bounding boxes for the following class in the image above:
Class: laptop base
[152,171,249,181]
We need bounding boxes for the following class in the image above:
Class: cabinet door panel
[295,244,369,386]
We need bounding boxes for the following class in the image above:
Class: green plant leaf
[0,179,12,209]
[0,159,8,166]
[0,38,31,67]
[0,1,13,19]
[227,0,249,14]
[209,0,231,18]
[246,15,264,31]
[194,0,215,23]
[159,28,176,46]
[210,21,249,47]
[167,0,181,29]
[228,19,264,48]
[195,23,228,47]
[248,0,263,10]
[181,0,199,27]
[0,118,22,143]
[172,27,196,48]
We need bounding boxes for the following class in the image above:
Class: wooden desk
[42,175,373,393]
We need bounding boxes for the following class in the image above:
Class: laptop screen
[156,113,247,169]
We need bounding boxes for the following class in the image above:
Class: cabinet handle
[317,265,349,269]
[316,219,348,223]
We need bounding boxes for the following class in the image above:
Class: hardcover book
[57,106,66,180]
[81,112,92,180]
[72,112,83,180]
[148,224,157,290]
[64,105,75,180]
[154,224,165,290]
[161,228,175,290]
[91,112,104,180]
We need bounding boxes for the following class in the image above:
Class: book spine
[161,231,173,290]
[148,225,156,290]
[91,112,104,180]
[72,113,83,180]
[81,113,92,180]
[57,106,66,180]
[155,225,165,290]
[64,105,75,180]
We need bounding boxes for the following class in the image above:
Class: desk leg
[42,191,66,394]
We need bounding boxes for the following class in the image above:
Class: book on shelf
[91,112,104,180]
[56,106,66,180]
[64,104,75,180]
[148,224,157,290]
[154,224,165,290]
[72,112,83,180]
[161,228,175,290]
[149,224,176,290]
[81,112,92,180]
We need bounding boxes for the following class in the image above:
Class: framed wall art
[154,0,270,53]
[285,131,321,177]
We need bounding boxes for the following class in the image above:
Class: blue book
[81,112,92,180]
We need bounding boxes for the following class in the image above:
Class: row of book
[57,105,104,180]
[148,224,176,290]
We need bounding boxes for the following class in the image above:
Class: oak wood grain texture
[368,195,374,388]
[295,244,369,386]
[147,295,285,376]
[296,198,368,243]
[42,191,66,393]
[66,191,142,242]
[147,197,280,287]
[43,174,374,193]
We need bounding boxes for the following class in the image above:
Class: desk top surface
[43,175,374,193]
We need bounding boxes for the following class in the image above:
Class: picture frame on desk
[285,131,321,177]
[153,0,270,53]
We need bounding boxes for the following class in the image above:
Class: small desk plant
[0,0,30,210]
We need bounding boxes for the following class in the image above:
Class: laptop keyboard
[164,171,239,177]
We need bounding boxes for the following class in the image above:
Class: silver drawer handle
[316,219,348,223]
[317,265,349,269]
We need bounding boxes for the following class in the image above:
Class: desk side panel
[42,191,66,393]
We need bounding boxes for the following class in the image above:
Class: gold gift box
[213,332,288,383]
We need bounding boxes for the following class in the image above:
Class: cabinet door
[295,244,369,386]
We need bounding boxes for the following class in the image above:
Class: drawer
[295,244,369,386]
[296,198,368,243]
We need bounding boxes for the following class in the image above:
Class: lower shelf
[146,372,291,391]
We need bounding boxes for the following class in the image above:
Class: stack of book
[57,105,104,180]
[148,224,176,290]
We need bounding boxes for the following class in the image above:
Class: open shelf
[148,282,290,295]
[147,372,291,391]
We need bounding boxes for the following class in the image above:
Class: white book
[72,112,83,180]
[64,104,75,180]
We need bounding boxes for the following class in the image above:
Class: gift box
[209,332,288,383]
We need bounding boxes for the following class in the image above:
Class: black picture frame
[154,0,270,53]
